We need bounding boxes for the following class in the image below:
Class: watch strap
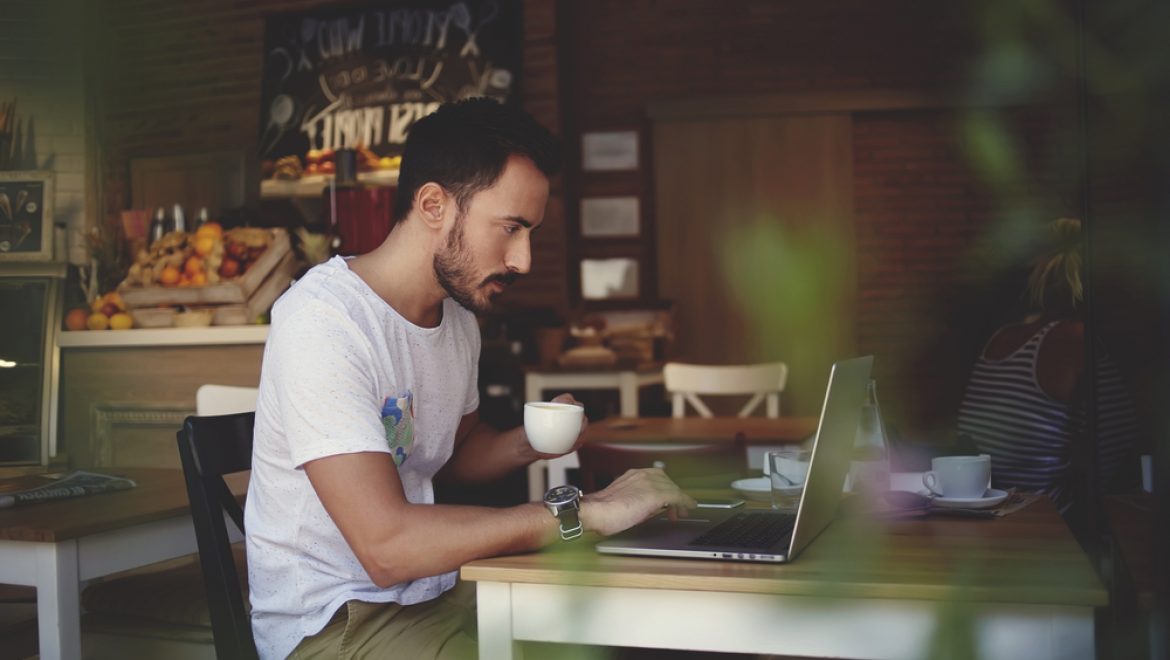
[557,506,583,541]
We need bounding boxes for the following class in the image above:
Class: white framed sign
[581,196,640,238]
[581,258,639,300]
[582,131,639,171]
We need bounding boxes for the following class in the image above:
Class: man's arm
[438,394,587,484]
[305,451,692,588]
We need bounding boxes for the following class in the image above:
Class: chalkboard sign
[259,0,522,172]
[0,171,53,261]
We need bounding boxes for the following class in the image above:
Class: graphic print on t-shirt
[380,391,415,466]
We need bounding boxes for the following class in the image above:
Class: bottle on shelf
[846,379,891,494]
[170,204,186,233]
[149,207,166,246]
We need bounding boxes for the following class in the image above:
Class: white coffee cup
[523,402,584,454]
[922,455,991,498]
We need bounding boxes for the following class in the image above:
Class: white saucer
[918,488,1010,509]
[731,477,802,501]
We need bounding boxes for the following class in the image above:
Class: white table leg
[35,540,81,660]
[477,581,522,660]
[618,371,638,417]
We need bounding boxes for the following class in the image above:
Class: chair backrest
[196,384,260,416]
[176,412,258,660]
[663,361,788,418]
[577,434,748,491]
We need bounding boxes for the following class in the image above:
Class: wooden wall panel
[654,114,854,415]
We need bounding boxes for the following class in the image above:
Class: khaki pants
[290,582,477,659]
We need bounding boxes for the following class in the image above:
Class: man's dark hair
[393,98,561,222]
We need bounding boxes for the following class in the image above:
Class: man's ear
[415,183,448,230]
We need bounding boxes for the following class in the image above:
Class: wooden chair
[577,433,748,491]
[79,388,258,659]
[176,412,258,660]
[196,384,260,417]
[663,361,788,418]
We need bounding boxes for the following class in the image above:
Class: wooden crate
[120,229,291,308]
[122,229,298,327]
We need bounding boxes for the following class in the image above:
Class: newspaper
[0,470,137,508]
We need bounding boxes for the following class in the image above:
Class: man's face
[433,155,550,314]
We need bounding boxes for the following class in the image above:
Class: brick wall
[0,0,90,263]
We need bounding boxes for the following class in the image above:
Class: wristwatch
[543,485,583,541]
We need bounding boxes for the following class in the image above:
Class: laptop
[595,355,873,563]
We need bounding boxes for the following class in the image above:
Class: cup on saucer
[922,455,990,499]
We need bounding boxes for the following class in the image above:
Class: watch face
[545,485,579,506]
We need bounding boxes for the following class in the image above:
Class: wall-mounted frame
[581,257,640,300]
[0,170,54,262]
[581,196,640,238]
[582,131,639,171]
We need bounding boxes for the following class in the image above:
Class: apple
[225,241,248,260]
[306,149,322,165]
[219,257,241,279]
[320,161,336,174]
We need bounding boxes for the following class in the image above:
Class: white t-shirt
[245,256,480,660]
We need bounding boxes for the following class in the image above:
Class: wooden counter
[59,327,267,468]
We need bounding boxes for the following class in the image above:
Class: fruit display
[122,223,271,289]
[65,291,134,331]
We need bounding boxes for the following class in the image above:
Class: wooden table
[529,415,819,501]
[462,498,1106,659]
[0,468,247,660]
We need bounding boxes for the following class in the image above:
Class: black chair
[176,412,258,660]
[577,432,749,491]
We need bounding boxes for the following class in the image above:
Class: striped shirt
[957,321,1136,512]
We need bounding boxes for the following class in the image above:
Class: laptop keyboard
[690,512,796,549]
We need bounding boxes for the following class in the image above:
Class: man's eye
[505,225,521,235]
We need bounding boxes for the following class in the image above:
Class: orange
[109,312,134,330]
[184,255,204,277]
[195,222,223,239]
[158,265,181,286]
[190,271,207,286]
[86,312,110,331]
[65,308,89,331]
[192,235,216,257]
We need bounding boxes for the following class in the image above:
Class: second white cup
[922,455,991,498]
[523,402,584,454]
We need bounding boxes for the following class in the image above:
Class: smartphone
[695,497,745,509]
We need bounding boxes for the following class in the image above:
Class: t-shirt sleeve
[266,301,390,468]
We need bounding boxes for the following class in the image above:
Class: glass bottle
[847,379,891,494]
[149,207,166,246]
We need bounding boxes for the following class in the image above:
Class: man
[245,98,693,659]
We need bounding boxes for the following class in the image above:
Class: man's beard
[433,217,518,314]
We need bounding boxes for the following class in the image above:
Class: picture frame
[581,196,641,238]
[581,131,639,171]
[581,257,640,300]
[0,170,54,262]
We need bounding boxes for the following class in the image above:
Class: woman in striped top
[957,218,1137,516]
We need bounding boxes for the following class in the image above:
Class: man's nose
[505,234,532,274]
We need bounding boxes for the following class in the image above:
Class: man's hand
[578,468,696,536]
[521,392,590,460]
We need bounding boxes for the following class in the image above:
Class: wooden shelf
[260,169,399,198]
[58,325,269,348]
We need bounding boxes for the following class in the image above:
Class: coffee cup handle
[922,472,943,496]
